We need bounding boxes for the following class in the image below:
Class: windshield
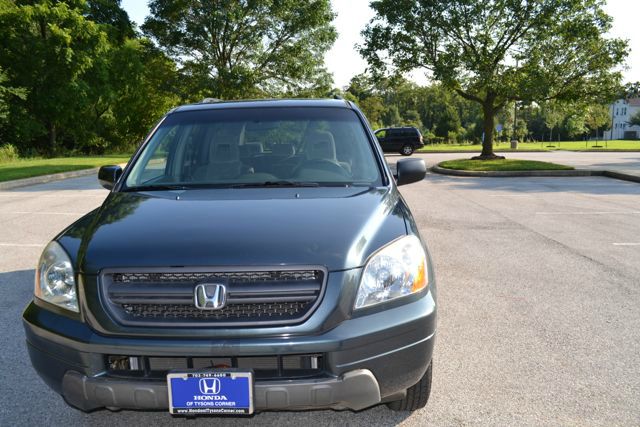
[124,107,382,190]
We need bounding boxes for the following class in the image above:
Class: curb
[416,149,640,154]
[602,170,640,184]
[417,150,548,154]
[430,165,597,177]
[574,150,640,152]
[431,165,640,183]
[0,162,128,191]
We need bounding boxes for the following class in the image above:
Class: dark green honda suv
[22,99,436,416]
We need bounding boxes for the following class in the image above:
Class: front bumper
[23,289,436,412]
[60,369,382,411]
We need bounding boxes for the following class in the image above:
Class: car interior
[127,116,381,187]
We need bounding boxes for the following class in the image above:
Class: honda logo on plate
[194,283,227,310]
[199,378,221,395]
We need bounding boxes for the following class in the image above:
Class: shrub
[0,143,19,162]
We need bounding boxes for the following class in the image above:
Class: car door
[386,129,403,151]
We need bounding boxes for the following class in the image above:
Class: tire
[386,362,432,412]
[400,144,414,156]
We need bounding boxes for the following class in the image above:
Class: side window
[375,130,386,138]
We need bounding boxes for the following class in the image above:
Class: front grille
[112,270,319,283]
[100,268,326,327]
[107,354,324,380]
[121,301,310,320]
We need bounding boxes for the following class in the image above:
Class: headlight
[354,235,428,309]
[35,241,78,312]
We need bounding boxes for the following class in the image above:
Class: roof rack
[200,98,222,103]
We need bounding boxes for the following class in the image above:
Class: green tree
[85,0,135,42]
[434,104,462,139]
[347,73,375,100]
[358,96,385,128]
[106,39,179,148]
[624,82,640,99]
[143,0,337,100]
[566,113,588,139]
[361,0,627,159]
[0,0,109,153]
[0,67,26,128]
[542,102,565,142]
[414,85,463,139]
[382,105,402,127]
[584,104,610,139]
[515,118,528,141]
[403,109,423,130]
[629,111,640,127]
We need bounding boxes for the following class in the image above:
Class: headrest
[209,142,239,163]
[306,131,336,161]
[239,143,264,157]
[244,143,264,154]
[272,143,295,157]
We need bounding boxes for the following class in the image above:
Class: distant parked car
[374,127,424,155]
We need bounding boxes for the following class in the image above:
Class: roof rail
[200,98,222,103]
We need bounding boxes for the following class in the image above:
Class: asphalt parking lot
[1,160,639,426]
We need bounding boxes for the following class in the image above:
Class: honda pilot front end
[23,99,436,416]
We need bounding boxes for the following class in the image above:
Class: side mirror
[395,158,426,186]
[98,165,123,190]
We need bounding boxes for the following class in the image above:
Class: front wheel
[400,144,414,156]
[386,362,432,411]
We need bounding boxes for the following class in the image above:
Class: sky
[122,0,639,88]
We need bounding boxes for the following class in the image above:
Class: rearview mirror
[395,158,426,186]
[98,165,123,190]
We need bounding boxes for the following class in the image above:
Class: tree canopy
[0,0,109,153]
[360,0,628,159]
[0,0,633,158]
[142,0,337,100]
[0,0,180,154]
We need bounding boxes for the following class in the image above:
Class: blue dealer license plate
[167,371,254,415]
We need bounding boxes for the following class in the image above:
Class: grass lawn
[418,140,640,152]
[0,155,131,182]
[439,158,574,172]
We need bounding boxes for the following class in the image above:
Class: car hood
[61,187,409,274]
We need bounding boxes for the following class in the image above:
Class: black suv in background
[22,99,436,417]
[374,127,424,156]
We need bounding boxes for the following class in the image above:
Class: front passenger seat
[192,141,243,182]
[305,131,351,173]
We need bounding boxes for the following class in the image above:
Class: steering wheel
[295,159,350,179]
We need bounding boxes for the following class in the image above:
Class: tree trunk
[472,98,504,160]
[48,122,57,156]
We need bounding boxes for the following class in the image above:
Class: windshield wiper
[232,181,320,188]
[122,184,193,192]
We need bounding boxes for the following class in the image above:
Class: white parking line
[613,243,640,246]
[535,211,640,215]
[0,211,85,215]
[0,243,44,247]
[0,193,104,198]
[489,194,534,197]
